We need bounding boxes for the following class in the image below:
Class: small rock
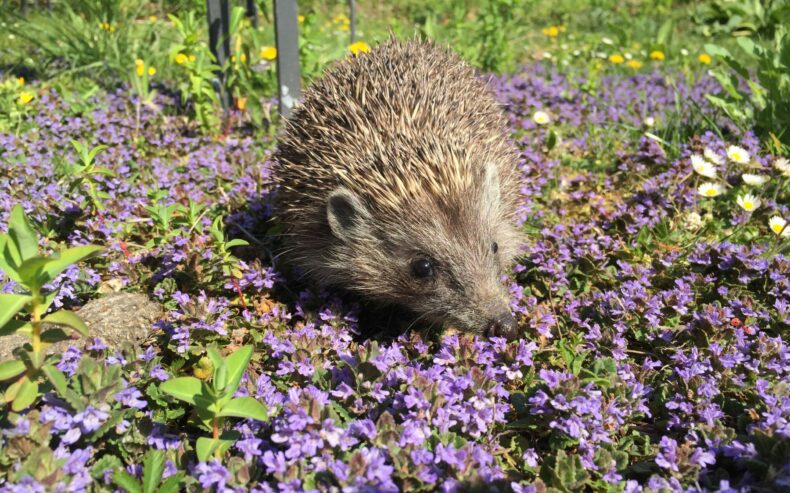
[0,293,162,360]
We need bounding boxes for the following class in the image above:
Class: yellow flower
[626,60,643,69]
[609,54,624,64]
[148,66,156,76]
[349,41,370,55]
[698,53,712,65]
[189,54,196,62]
[109,25,116,33]
[149,15,157,22]
[135,58,144,67]
[333,14,350,25]
[736,193,761,212]
[298,15,305,23]
[239,53,247,64]
[17,77,24,86]
[175,53,188,65]
[236,96,247,111]
[649,50,665,61]
[542,26,560,37]
[260,46,277,61]
[135,64,145,76]
[17,91,34,105]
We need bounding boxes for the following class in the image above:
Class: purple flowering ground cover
[1,64,789,492]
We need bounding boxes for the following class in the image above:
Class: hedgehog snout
[484,311,518,340]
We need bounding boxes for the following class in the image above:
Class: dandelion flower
[135,64,145,76]
[773,157,790,176]
[532,111,550,125]
[698,53,712,64]
[260,46,277,61]
[17,77,24,86]
[736,193,761,212]
[349,42,370,55]
[691,154,717,178]
[727,145,750,164]
[626,60,643,69]
[149,15,157,22]
[742,173,769,186]
[769,216,788,236]
[298,15,305,23]
[542,26,560,37]
[175,53,188,65]
[698,182,724,197]
[609,54,624,64]
[17,91,34,105]
[188,54,196,62]
[703,148,723,165]
[147,66,156,76]
[649,50,665,61]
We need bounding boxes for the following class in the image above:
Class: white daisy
[727,145,750,164]
[773,157,790,176]
[768,216,788,237]
[736,193,761,212]
[742,173,770,186]
[703,148,724,165]
[532,111,550,125]
[698,182,724,197]
[691,154,717,178]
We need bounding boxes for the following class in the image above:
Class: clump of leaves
[113,449,184,493]
[0,205,102,411]
[159,345,269,461]
[705,28,790,150]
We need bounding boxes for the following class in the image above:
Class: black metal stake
[245,0,258,28]
[206,0,232,110]
[273,0,301,118]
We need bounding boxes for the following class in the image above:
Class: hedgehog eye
[410,258,435,279]
[491,242,499,254]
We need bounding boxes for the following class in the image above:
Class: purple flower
[194,460,230,490]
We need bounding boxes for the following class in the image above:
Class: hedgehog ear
[327,188,371,240]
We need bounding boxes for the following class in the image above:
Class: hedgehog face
[325,165,522,340]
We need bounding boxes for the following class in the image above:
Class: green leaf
[0,320,30,337]
[8,205,39,262]
[223,345,253,395]
[0,294,32,329]
[40,328,71,343]
[0,235,23,283]
[218,396,268,421]
[11,375,39,411]
[656,19,673,45]
[224,239,249,249]
[113,470,143,493]
[157,474,185,493]
[0,360,26,381]
[16,256,51,290]
[196,435,237,462]
[42,309,89,337]
[142,449,166,493]
[41,245,103,284]
[160,376,211,407]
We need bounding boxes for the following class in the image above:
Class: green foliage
[705,29,790,149]
[693,0,790,37]
[57,141,115,213]
[113,449,184,493]
[159,345,269,461]
[8,0,162,83]
[0,205,102,411]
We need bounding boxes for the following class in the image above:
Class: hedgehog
[273,38,523,339]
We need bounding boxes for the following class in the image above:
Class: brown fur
[273,38,523,336]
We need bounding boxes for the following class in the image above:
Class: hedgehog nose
[485,311,518,340]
